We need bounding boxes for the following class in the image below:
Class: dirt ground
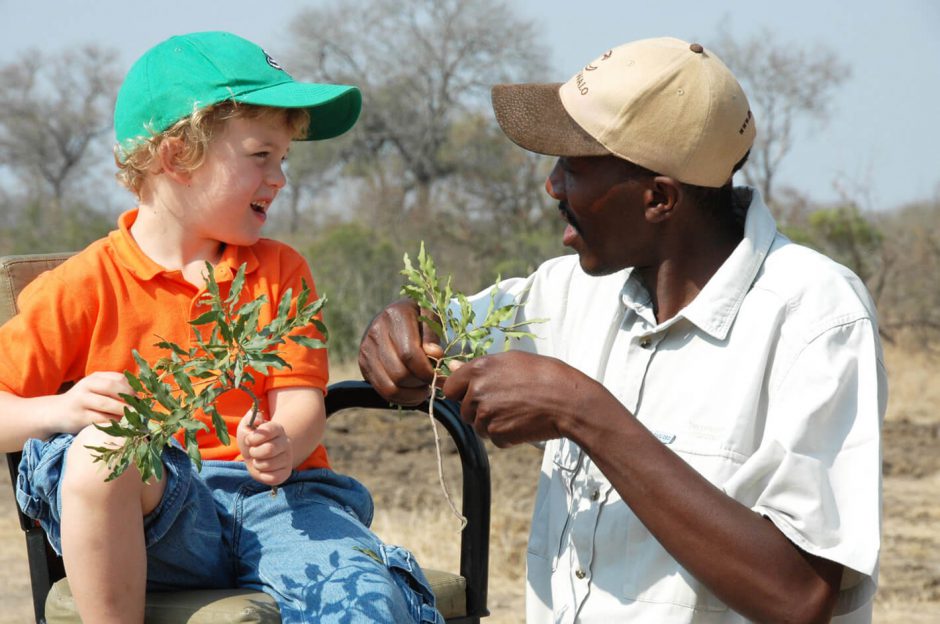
[1,345,938,622]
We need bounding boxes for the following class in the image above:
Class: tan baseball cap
[491,37,755,188]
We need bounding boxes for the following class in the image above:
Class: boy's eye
[253,151,270,159]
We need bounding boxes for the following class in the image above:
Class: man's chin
[577,254,614,277]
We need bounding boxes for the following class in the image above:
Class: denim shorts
[16,433,443,623]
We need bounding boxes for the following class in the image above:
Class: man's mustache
[559,201,581,234]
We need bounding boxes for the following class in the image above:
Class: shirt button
[639,337,652,348]
[591,489,600,501]
[575,568,587,579]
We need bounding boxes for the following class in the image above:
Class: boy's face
[183,114,293,247]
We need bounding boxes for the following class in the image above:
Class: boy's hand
[57,371,133,434]
[237,410,293,486]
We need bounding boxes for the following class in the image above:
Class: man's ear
[154,137,192,185]
[643,176,680,223]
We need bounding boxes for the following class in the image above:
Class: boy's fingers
[249,450,289,470]
[81,371,133,397]
[246,424,274,445]
[90,395,129,418]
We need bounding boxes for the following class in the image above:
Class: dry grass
[1,347,937,622]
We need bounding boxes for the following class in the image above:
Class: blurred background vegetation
[1,0,937,361]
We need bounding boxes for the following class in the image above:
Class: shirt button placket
[568,473,600,616]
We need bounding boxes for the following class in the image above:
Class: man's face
[545,155,654,276]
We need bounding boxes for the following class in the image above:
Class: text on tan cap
[491,37,755,188]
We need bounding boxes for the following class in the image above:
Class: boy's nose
[267,164,287,190]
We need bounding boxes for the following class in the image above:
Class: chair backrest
[0,253,75,325]
[1,253,75,502]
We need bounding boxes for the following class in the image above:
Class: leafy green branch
[87,262,327,484]
[401,243,543,526]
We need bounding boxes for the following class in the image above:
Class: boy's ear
[154,137,192,185]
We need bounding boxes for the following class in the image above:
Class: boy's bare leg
[60,426,166,624]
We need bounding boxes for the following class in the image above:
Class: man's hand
[57,371,133,434]
[359,298,444,405]
[443,351,616,447]
[237,411,293,486]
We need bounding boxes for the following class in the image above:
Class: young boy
[0,31,442,623]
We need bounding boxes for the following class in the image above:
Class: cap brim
[237,83,362,141]
[491,83,609,157]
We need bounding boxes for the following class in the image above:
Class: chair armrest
[324,380,490,619]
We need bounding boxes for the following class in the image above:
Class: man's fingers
[360,324,426,402]
[442,360,473,406]
[388,303,437,381]
[360,299,440,405]
[423,341,445,360]
[418,310,444,355]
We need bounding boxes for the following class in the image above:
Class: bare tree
[714,29,850,213]
[874,195,940,347]
[0,45,122,251]
[285,0,549,231]
[274,138,349,234]
[0,46,120,202]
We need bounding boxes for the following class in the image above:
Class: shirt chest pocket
[618,446,743,613]
[526,441,583,563]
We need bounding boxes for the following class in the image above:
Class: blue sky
[1,0,937,211]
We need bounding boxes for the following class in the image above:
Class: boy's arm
[237,386,326,486]
[0,372,132,452]
[269,386,326,466]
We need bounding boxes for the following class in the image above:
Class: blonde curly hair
[115,102,310,197]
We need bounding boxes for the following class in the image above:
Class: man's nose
[545,159,564,200]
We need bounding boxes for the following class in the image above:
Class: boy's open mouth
[250,200,269,215]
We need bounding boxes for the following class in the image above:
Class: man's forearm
[564,393,842,623]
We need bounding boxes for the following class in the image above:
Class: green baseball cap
[114,31,361,149]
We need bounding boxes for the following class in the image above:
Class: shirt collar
[108,209,261,284]
[620,187,778,339]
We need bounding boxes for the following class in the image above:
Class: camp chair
[0,252,490,623]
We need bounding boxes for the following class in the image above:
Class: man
[359,37,885,623]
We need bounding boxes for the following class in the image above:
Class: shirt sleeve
[722,317,886,615]
[262,249,329,393]
[0,268,91,397]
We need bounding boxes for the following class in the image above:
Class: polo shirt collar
[621,187,778,340]
[109,209,261,283]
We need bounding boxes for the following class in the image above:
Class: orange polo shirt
[0,209,330,469]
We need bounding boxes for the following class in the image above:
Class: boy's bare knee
[65,426,135,494]
[64,425,167,514]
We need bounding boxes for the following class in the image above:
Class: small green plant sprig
[88,262,327,484]
[401,243,543,526]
